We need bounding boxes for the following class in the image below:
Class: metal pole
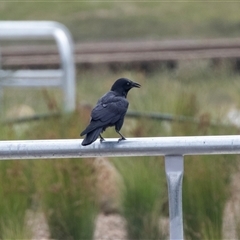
[53,23,75,112]
[0,21,76,112]
[0,86,3,121]
[165,155,184,240]
[0,135,240,160]
[0,135,240,239]
[0,46,3,120]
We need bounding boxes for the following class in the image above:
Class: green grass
[1,2,240,41]
[0,65,240,239]
[1,2,240,239]
[35,159,97,239]
[0,160,32,239]
[183,155,233,240]
[75,62,240,127]
[4,61,240,125]
[0,113,98,239]
[113,157,166,239]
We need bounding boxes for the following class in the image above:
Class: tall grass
[35,159,97,239]
[113,157,166,239]
[0,65,239,239]
[0,2,240,239]
[0,160,32,239]
[0,112,98,239]
[183,156,230,240]
[27,112,98,239]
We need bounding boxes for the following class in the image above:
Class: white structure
[1,135,240,239]
[0,21,75,112]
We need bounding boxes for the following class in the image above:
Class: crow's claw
[118,137,126,142]
[99,134,105,142]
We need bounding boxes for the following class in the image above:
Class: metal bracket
[165,155,184,240]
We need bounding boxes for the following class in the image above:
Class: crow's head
[111,78,141,97]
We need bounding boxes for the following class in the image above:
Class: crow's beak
[131,81,141,88]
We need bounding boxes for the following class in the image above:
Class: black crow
[80,78,141,146]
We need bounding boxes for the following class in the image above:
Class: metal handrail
[0,135,240,159]
[0,135,240,239]
[0,21,75,112]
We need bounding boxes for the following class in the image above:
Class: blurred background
[1,1,240,239]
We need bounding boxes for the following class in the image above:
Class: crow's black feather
[80,78,140,146]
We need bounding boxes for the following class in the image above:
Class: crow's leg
[99,134,105,142]
[116,131,126,142]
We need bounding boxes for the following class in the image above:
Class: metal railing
[0,21,75,112]
[1,135,240,239]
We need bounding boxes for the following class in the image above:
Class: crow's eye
[127,82,130,85]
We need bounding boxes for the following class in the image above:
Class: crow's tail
[81,128,103,146]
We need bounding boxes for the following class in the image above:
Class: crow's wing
[81,92,128,135]
[92,93,128,122]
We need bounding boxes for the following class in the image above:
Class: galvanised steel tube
[53,23,75,113]
[0,135,240,160]
[0,21,75,112]
[0,135,238,240]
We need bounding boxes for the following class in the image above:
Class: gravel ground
[25,210,50,240]
[26,211,128,240]
[93,213,128,240]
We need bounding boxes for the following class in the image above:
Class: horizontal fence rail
[0,135,240,160]
[1,135,240,240]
